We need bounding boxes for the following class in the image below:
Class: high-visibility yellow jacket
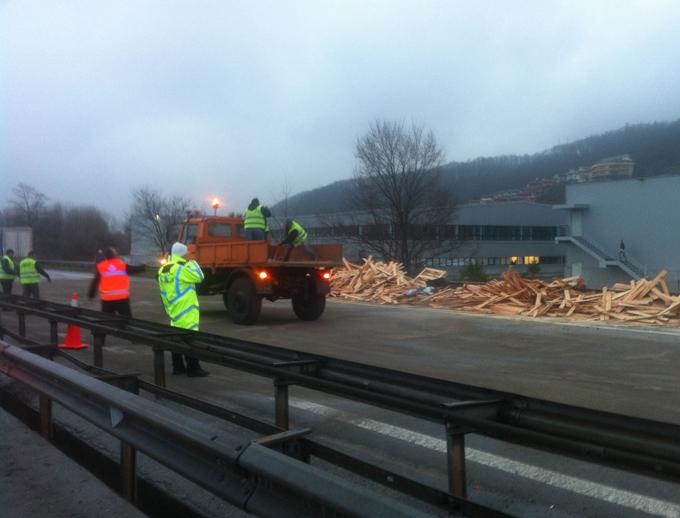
[289,221,308,246]
[0,255,15,281]
[19,258,40,285]
[244,205,266,230]
[158,257,204,330]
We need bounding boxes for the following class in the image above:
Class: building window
[539,256,565,264]
[524,256,540,264]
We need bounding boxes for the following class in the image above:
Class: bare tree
[130,187,192,256]
[10,183,49,226]
[279,175,294,219]
[333,120,457,272]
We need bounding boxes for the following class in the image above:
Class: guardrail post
[445,421,467,500]
[49,320,58,347]
[120,441,137,503]
[18,311,26,337]
[274,378,290,430]
[153,348,166,388]
[39,395,53,441]
[92,332,105,368]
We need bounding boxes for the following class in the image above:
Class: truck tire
[227,278,262,325]
[292,294,326,321]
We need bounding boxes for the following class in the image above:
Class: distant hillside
[273,119,680,215]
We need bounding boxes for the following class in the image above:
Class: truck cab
[176,216,342,325]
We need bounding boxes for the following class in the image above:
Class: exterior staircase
[556,235,647,280]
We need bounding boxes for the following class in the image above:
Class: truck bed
[189,241,343,270]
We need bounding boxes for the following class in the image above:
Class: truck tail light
[258,271,269,280]
[321,272,331,281]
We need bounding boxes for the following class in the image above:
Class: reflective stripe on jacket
[98,258,130,300]
[19,258,40,285]
[158,258,204,330]
[244,206,266,230]
[0,255,15,280]
[289,220,308,246]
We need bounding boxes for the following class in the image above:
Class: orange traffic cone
[58,292,89,349]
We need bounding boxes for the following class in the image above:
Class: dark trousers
[172,352,202,372]
[101,298,132,317]
[22,284,40,299]
[283,242,318,261]
[1,280,13,295]
[245,228,265,241]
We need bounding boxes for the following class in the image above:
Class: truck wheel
[292,294,326,321]
[227,278,262,325]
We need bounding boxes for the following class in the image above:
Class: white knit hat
[171,242,188,258]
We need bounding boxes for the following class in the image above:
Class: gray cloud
[2,0,680,215]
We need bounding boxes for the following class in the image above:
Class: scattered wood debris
[330,257,447,304]
[331,259,680,326]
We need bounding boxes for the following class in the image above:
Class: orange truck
[176,216,342,325]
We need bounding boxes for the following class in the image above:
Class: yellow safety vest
[244,206,266,230]
[289,221,308,246]
[20,257,40,285]
[0,255,15,280]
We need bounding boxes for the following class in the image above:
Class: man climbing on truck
[278,219,317,262]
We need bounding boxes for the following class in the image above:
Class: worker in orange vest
[88,247,146,316]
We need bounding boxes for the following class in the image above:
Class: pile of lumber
[330,257,447,304]
[418,268,680,325]
[331,258,680,325]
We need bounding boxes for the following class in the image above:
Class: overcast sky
[2,0,680,217]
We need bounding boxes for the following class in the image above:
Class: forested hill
[273,119,680,215]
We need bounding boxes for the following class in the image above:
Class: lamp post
[211,198,220,216]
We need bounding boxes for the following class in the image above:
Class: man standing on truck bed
[88,247,146,317]
[243,198,272,241]
[279,219,318,261]
[158,242,209,377]
[1,249,17,297]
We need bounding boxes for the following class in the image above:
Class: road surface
[1,270,679,517]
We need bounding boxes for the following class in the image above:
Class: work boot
[187,367,210,378]
[171,353,186,375]
[186,358,209,377]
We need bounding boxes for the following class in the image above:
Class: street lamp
[212,197,220,216]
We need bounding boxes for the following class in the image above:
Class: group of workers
[0,197,318,378]
[243,197,317,261]
[86,244,209,377]
[1,249,51,299]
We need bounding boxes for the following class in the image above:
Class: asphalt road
[3,270,680,517]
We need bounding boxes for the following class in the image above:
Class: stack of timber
[331,259,680,325]
[330,257,447,304]
[419,268,680,325]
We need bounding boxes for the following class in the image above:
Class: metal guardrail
[40,259,95,270]
[0,340,425,518]
[1,294,680,513]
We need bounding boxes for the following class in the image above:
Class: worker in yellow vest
[278,219,318,261]
[158,242,209,377]
[1,249,17,297]
[243,198,272,241]
[19,251,51,299]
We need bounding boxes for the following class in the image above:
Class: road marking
[291,400,680,518]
